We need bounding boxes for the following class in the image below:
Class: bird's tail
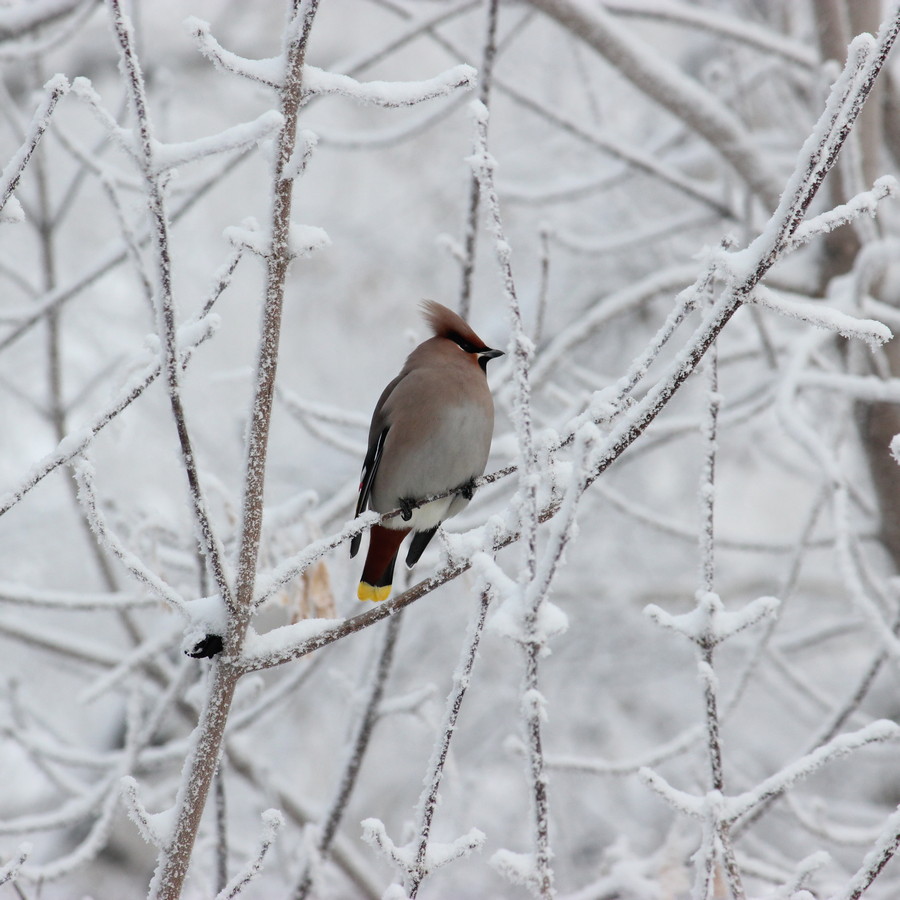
[358,524,409,602]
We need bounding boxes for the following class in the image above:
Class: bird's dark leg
[399,497,415,521]
[457,477,477,501]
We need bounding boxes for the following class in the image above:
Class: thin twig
[294,612,403,899]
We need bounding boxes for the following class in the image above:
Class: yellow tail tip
[358,582,392,602]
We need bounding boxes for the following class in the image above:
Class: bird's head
[421,299,504,372]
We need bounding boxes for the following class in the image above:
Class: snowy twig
[108,0,234,613]
[294,613,403,899]
[0,843,30,886]
[121,776,170,850]
[468,96,559,899]
[458,0,500,318]
[832,806,900,900]
[405,588,492,897]
[150,4,323,897]
[526,0,782,207]
[0,74,69,222]
[302,63,476,107]
[73,459,188,616]
[496,78,737,219]
[0,144,250,358]
[0,311,218,519]
[785,175,897,252]
[748,284,892,349]
[216,809,284,900]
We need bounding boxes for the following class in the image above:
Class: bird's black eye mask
[448,330,483,354]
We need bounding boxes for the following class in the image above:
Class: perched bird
[351,300,503,601]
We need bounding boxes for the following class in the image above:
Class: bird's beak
[479,348,504,360]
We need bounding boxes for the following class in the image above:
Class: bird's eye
[449,331,480,354]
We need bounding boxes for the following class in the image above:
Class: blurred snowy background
[1,0,900,898]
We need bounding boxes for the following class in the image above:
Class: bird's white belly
[373,402,491,527]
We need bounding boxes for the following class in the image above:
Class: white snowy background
[1,1,900,898]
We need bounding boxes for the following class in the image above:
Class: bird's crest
[421,300,486,349]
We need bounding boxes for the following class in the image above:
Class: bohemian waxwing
[351,300,503,602]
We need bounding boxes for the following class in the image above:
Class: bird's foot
[399,497,415,521]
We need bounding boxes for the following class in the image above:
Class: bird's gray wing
[350,425,389,558]
[350,370,410,558]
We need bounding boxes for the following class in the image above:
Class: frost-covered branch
[0,312,219,519]
[526,0,782,208]
[216,809,284,900]
[0,74,68,222]
[294,613,402,899]
[401,589,492,897]
[467,95,566,899]
[0,843,29,887]
[302,63,476,107]
[73,459,188,616]
[150,3,324,897]
[458,0,500,318]
[105,0,233,613]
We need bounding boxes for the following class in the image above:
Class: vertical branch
[469,99,553,898]
[457,0,500,319]
[214,767,228,895]
[695,292,745,900]
[0,74,68,218]
[699,314,718,599]
[406,588,492,898]
[105,0,232,609]
[146,2,321,898]
[293,612,403,900]
[533,226,551,345]
[231,0,320,631]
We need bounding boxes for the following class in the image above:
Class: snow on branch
[70,76,141,163]
[0,73,69,222]
[362,818,485,877]
[74,100,283,175]
[187,17,285,87]
[216,809,284,900]
[637,768,706,819]
[786,175,898,252]
[0,582,151,611]
[725,720,900,824]
[530,262,699,388]
[404,589,492,896]
[0,843,30,886]
[834,806,900,900]
[240,617,344,667]
[145,112,284,175]
[0,315,218,519]
[73,460,189,616]
[645,591,780,648]
[640,720,899,827]
[747,284,892,349]
[120,777,173,850]
[251,509,378,611]
[800,371,900,403]
[223,216,330,260]
[527,0,782,207]
[302,63,477,107]
[189,15,477,108]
